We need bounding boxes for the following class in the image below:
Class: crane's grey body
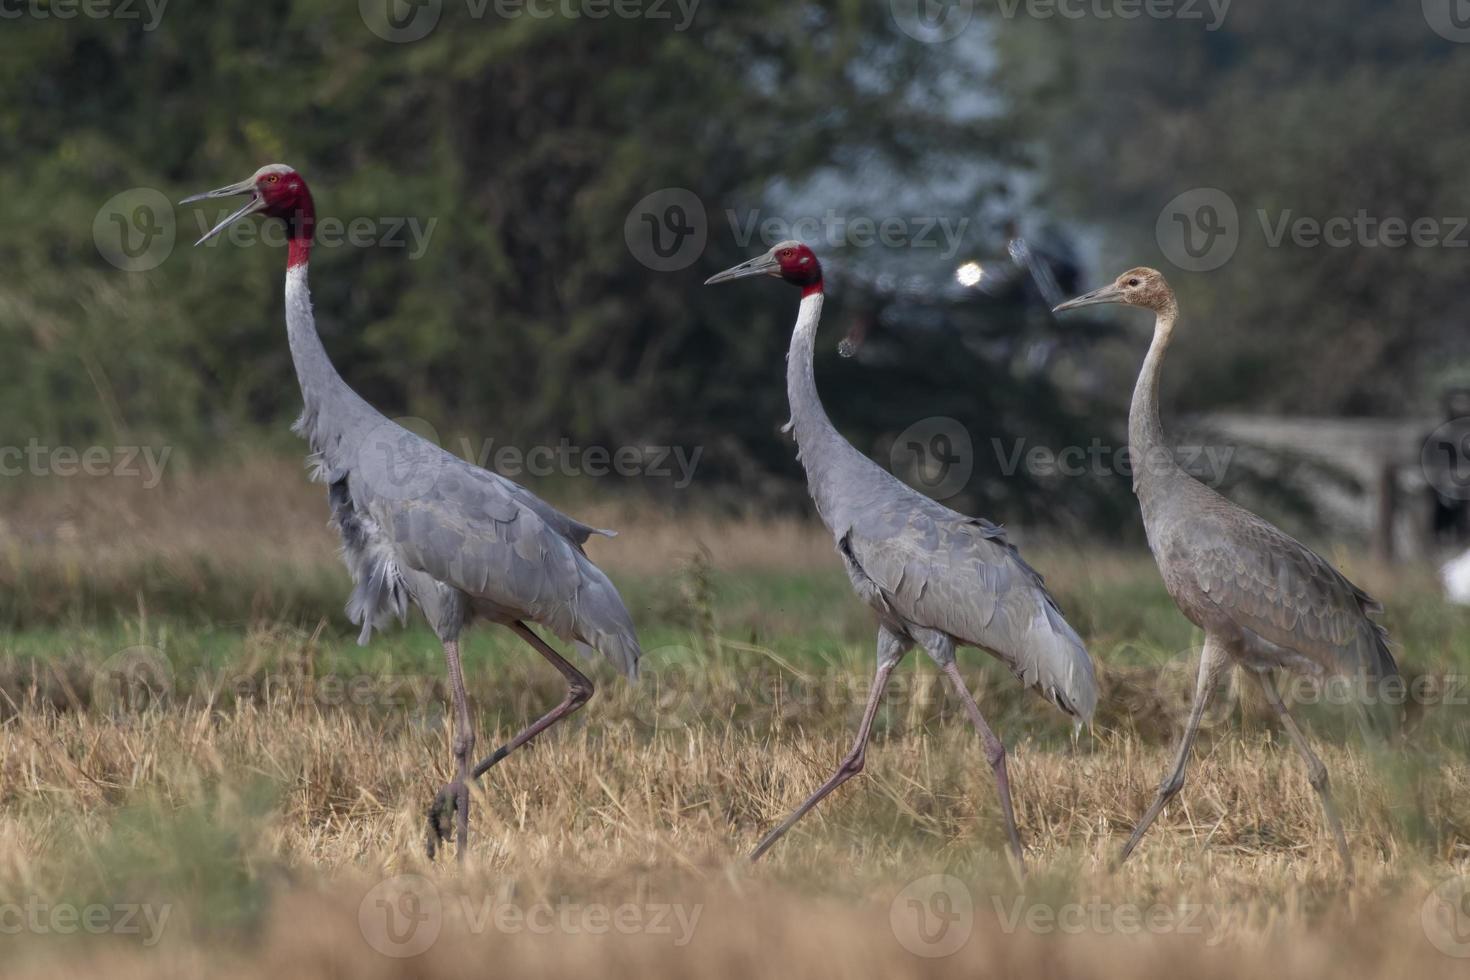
[182,164,640,865]
[1136,469,1394,682]
[282,263,640,859]
[706,242,1097,871]
[1055,268,1395,880]
[787,293,1095,718]
[288,268,639,671]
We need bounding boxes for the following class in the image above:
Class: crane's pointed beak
[1053,283,1124,314]
[704,252,779,286]
[179,178,266,246]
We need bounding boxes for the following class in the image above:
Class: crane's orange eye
[266,175,279,183]
[781,249,794,257]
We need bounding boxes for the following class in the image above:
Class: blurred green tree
[0,3,1128,531]
[996,1,1470,418]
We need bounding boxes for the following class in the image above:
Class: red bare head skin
[252,165,316,268]
[772,240,823,296]
[702,240,824,295]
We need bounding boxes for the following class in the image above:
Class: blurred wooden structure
[1190,414,1442,562]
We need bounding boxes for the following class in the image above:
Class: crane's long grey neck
[285,264,371,474]
[786,292,832,442]
[786,291,859,524]
[1128,311,1182,494]
[286,264,359,403]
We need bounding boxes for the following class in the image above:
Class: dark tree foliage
[995,0,1470,419]
[20,3,1384,533]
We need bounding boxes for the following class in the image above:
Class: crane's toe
[425,780,466,860]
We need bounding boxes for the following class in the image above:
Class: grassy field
[1,458,1469,977]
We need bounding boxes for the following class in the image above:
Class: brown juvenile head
[1053,267,1177,316]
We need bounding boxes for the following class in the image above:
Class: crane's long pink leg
[468,621,594,780]
[940,661,1026,877]
[427,623,594,860]
[1256,672,1354,883]
[1115,638,1230,869]
[426,638,474,862]
[750,634,910,862]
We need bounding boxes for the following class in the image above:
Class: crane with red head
[181,165,644,862]
[706,241,1097,872]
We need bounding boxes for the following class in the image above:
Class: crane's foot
[425,779,470,862]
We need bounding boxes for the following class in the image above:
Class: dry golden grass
[0,674,1467,978]
[0,454,837,578]
[1,458,1468,977]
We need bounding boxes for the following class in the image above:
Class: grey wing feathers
[845,509,1097,723]
[501,478,617,548]
[312,413,639,678]
[374,459,641,679]
[1192,512,1396,680]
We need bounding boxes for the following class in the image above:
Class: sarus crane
[181,165,641,861]
[1055,267,1397,881]
[706,242,1097,872]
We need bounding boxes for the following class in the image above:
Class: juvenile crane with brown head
[1056,267,1397,880]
